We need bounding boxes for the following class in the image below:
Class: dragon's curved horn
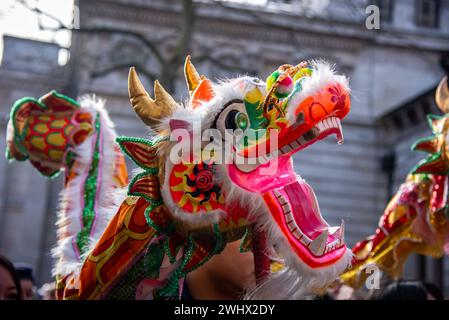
[128,67,178,127]
[184,55,202,94]
[436,76,449,113]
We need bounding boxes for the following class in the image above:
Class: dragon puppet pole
[252,229,270,284]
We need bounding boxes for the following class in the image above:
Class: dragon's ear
[128,67,179,130]
[190,79,215,109]
[183,55,215,109]
[436,76,449,113]
[184,55,203,95]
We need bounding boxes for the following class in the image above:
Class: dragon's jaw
[263,170,347,267]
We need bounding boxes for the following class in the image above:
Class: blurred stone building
[0,0,449,293]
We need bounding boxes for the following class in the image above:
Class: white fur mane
[52,96,126,277]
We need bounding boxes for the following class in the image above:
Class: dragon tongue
[261,175,346,256]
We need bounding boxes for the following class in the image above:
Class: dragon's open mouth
[264,170,347,267]
[272,178,345,254]
[228,116,348,268]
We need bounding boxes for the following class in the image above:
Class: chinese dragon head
[65,57,352,300]
[341,77,449,289]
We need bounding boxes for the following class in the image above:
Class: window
[373,0,394,22]
[415,0,440,28]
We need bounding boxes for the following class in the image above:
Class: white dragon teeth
[332,117,338,127]
[292,228,302,239]
[337,119,344,144]
[300,234,311,245]
[328,225,340,235]
[324,221,346,254]
[285,212,295,224]
[252,117,344,157]
[285,116,343,150]
[318,122,325,131]
[317,117,340,131]
[309,229,329,256]
[338,220,345,245]
[275,191,311,246]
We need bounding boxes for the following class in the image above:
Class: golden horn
[184,55,202,94]
[128,67,177,127]
[436,76,449,113]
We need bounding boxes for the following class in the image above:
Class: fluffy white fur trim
[51,96,126,277]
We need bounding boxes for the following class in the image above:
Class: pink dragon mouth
[228,116,348,267]
[265,175,346,267]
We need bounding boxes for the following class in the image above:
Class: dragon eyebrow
[211,99,244,129]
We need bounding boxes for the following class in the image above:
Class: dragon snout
[288,82,350,130]
[272,81,350,157]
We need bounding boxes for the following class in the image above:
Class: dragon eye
[236,112,248,130]
[215,101,248,136]
[224,110,240,130]
[224,110,249,131]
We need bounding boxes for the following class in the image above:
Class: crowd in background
[0,254,55,300]
[0,252,446,300]
[328,280,445,300]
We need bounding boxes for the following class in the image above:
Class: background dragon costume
[6,92,128,283]
[341,76,449,289]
